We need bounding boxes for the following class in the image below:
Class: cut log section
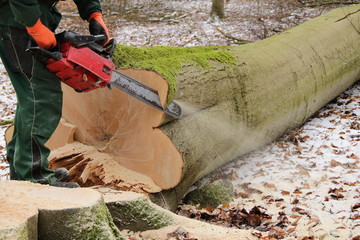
[0,181,124,240]
[6,5,359,210]
[49,69,184,191]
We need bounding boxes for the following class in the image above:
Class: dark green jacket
[0,0,101,30]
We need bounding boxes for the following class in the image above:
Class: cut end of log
[46,69,184,192]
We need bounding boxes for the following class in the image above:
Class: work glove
[26,19,57,49]
[88,12,110,46]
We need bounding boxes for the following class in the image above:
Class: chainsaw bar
[110,70,182,119]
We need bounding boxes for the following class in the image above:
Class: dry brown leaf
[351,203,360,212]
[292,198,299,204]
[348,153,359,160]
[331,143,339,148]
[293,189,303,194]
[230,171,238,180]
[264,183,276,189]
[281,190,290,195]
[330,159,342,167]
[236,191,250,198]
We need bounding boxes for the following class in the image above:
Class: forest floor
[0,0,359,239]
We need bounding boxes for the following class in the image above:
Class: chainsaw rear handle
[25,38,62,64]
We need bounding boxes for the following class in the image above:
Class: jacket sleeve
[73,0,102,21]
[8,0,41,27]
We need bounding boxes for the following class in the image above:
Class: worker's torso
[0,0,62,30]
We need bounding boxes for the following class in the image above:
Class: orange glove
[88,12,110,46]
[26,19,57,49]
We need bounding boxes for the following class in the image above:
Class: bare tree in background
[210,0,225,22]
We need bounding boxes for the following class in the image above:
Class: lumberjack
[0,0,110,188]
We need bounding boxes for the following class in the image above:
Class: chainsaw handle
[26,31,115,64]
[57,31,106,53]
[25,38,62,64]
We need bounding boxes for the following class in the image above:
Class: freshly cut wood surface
[50,142,162,192]
[49,69,183,191]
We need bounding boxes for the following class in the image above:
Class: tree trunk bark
[210,0,225,20]
[27,5,360,210]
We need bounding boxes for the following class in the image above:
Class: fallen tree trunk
[22,5,360,210]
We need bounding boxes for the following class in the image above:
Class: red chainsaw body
[46,42,115,92]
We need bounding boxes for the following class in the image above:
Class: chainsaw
[26,31,182,119]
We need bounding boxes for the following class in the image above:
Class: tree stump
[0,181,124,240]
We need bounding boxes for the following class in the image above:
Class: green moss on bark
[184,180,234,208]
[107,196,173,231]
[113,45,236,102]
[39,201,125,240]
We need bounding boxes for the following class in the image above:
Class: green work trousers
[0,25,62,184]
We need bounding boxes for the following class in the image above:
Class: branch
[0,120,13,126]
[298,1,360,7]
[212,25,252,44]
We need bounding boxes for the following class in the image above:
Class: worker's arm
[8,0,41,27]
[73,0,110,45]
[73,0,102,21]
[8,0,56,49]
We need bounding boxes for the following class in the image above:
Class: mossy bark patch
[113,44,236,102]
[98,188,173,232]
[39,201,124,240]
[183,180,234,208]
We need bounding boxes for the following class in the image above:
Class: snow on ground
[219,82,359,238]
[175,81,359,239]
[0,0,359,239]
[0,61,16,180]
[110,0,332,46]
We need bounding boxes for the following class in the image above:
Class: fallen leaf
[230,171,238,180]
[352,203,360,212]
[348,153,359,160]
[293,189,303,194]
[236,191,250,198]
[330,159,342,167]
[292,207,310,216]
[264,183,276,189]
[281,191,290,195]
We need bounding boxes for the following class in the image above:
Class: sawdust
[49,142,162,193]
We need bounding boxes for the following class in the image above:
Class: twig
[298,1,360,7]
[349,134,360,138]
[212,25,252,44]
[0,120,14,126]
